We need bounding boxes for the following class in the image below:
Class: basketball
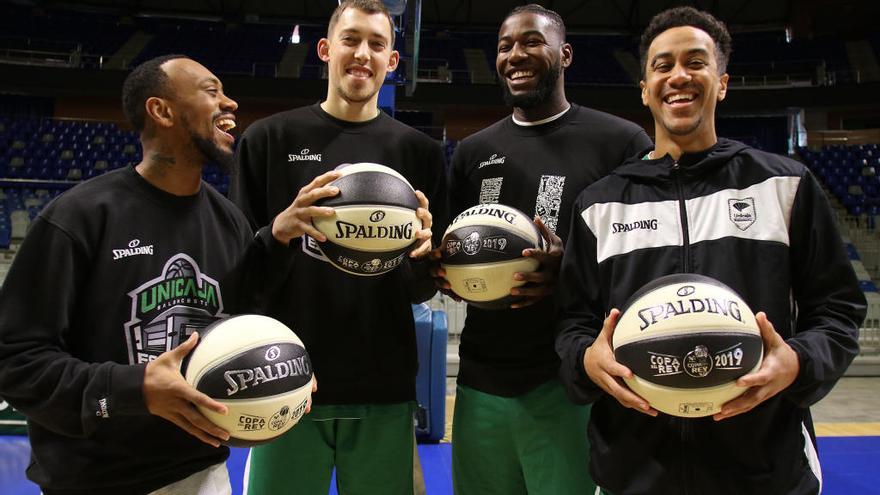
[612,274,764,417]
[440,203,544,309]
[181,314,313,446]
[313,162,422,276]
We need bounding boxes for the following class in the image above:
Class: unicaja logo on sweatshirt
[123,254,226,364]
[288,148,322,163]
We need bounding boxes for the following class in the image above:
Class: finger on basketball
[306,205,335,218]
[513,270,551,284]
[414,190,429,209]
[183,408,230,441]
[187,388,228,415]
[311,170,343,189]
[302,224,328,242]
[297,186,339,207]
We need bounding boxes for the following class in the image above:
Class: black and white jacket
[556,138,865,495]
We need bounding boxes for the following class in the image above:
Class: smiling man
[0,54,327,494]
[433,4,650,495]
[556,7,865,494]
[231,1,446,494]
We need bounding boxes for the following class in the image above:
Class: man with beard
[0,55,330,494]
[231,1,445,494]
[434,4,651,494]
[556,7,864,494]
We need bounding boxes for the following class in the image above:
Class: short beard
[183,115,235,174]
[500,60,561,109]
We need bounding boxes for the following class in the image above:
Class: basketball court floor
[1,377,878,494]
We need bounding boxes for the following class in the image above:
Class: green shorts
[244,402,417,495]
[452,381,594,495]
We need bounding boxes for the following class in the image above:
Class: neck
[135,138,203,196]
[512,89,569,123]
[321,93,380,122]
[653,127,718,162]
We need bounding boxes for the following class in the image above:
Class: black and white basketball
[313,163,422,276]
[441,204,544,309]
[613,274,764,418]
[182,315,313,446]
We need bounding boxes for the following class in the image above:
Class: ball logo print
[677,285,695,297]
[265,346,281,361]
[612,274,764,418]
[313,163,422,276]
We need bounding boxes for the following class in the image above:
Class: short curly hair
[122,54,188,132]
[639,7,732,79]
[504,4,566,40]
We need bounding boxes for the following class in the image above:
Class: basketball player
[231,1,445,494]
[556,7,865,494]
[0,55,331,494]
[433,5,651,494]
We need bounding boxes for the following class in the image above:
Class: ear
[317,38,331,63]
[560,42,573,68]
[717,72,729,102]
[640,80,649,107]
[145,96,173,129]
[387,49,400,72]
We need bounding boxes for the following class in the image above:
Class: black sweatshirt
[0,166,291,494]
[231,103,447,405]
[447,104,651,396]
[556,139,865,494]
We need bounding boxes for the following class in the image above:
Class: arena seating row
[798,144,880,218]
[0,116,232,248]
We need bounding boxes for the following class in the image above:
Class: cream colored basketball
[441,204,544,309]
[613,274,764,417]
[182,315,312,446]
[313,163,422,276]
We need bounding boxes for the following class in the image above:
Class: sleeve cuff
[110,363,149,416]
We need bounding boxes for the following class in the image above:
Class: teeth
[215,119,235,132]
[510,70,534,80]
[665,94,695,103]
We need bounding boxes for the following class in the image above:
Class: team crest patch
[728,197,756,231]
[124,254,226,364]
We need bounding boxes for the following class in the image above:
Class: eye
[688,59,707,69]
[206,88,219,95]
[498,43,511,53]
[526,39,543,47]
[653,63,671,72]
[370,41,385,50]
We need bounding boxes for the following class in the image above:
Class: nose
[668,63,692,86]
[221,93,238,112]
[354,40,370,64]
[508,41,527,63]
